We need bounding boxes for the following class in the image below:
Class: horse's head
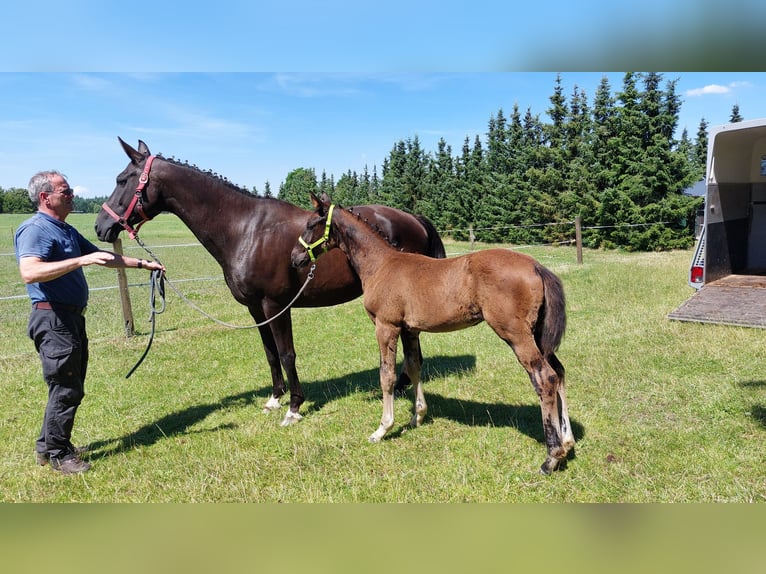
[291,192,339,269]
[95,138,167,243]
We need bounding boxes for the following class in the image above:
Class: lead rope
[162,264,316,329]
[124,234,316,377]
[125,267,165,379]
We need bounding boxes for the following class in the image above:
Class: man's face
[43,174,75,216]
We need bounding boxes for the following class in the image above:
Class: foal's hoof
[280,411,303,427]
[539,456,565,475]
[368,425,388,442]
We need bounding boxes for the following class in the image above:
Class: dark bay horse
[291,193,574,473]
[95,139,445,426]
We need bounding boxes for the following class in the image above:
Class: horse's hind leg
[401,330,426,428]
[499,333,569,474]
[549,353,575,452]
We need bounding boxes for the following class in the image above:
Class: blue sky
[3,2,766,197]
[1,72,764,198]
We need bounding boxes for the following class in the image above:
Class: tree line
[0,188,106,215]
[279,72,732,251]
[2,73,739,251]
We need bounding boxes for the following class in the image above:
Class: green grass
[1,213,765,502]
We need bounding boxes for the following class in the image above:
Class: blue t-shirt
[14,212,100,307]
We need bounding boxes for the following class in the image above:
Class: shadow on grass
[749,404,766,429]
[86,353,583,461]
[738,380,766,431]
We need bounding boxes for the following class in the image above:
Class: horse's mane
[157,153,256,198]
[345,206,403,251]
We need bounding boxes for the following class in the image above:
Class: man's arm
[19,252,164,284]
[18,252,117,284]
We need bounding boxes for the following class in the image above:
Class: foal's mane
[156,153,255,198]
[344,206,403,251]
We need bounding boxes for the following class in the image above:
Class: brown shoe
[50,455,91,474]
[36,445,87,467]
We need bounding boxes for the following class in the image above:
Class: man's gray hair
[28,170,66,206]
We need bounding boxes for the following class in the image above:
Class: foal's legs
[369,321,401,442]
[394,337,422,394]
[493,328,570,474]
[548,353,575,452]
[400,330,426,428]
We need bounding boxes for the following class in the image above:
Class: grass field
[1,213,765,502]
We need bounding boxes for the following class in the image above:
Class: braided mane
[157,153,255,197]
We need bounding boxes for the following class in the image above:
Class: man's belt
[33,301,86,315]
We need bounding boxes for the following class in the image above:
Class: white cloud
[686,81,753,98]
[686,84,730,97]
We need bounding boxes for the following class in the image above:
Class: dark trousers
[28,308,88,460]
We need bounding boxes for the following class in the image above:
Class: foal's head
[291,192,339,269]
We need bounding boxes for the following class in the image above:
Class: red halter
[101,155,156,239]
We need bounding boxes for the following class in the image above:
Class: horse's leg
[369,321,400,442]
[248,305,287,413]
[401,330,426,428]
[394,337,421,395]
[548,353,575,453]
[262,306,305,427]
[492,326,569,474]
[517,344,568,474]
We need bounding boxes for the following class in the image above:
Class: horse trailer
[669,118,766,328]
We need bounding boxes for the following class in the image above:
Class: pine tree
[694,118,709,180]
[278,167,318,208]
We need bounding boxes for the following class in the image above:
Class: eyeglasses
[48,188,75,197]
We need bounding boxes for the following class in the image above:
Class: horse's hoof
[368,431,385,443]
[539,456,562,475]
[262,396,282,413]
[280,411,303,427]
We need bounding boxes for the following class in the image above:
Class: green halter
[299,204,335,262]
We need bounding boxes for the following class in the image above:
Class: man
[14,170,164,474]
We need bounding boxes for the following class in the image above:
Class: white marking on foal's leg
[409,398,427,428]
[280,410,303,427]
[368,424,388,442]
[262,395,282,413]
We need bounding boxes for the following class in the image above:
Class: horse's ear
[319,192,332,208]
[137,140,151,155]
[309,191,321,211]
[118,137,147,165]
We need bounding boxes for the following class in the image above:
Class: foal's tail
[415,214,447,259]
[534,263,566,357]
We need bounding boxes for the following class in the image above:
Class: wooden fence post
[112,238,135,337]
[575,216,583,265]
[469,225,475,251]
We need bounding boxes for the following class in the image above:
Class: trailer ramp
[668,275,766,328]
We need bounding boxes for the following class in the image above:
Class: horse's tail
[415,214,447,259]
[534,263,566,357]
